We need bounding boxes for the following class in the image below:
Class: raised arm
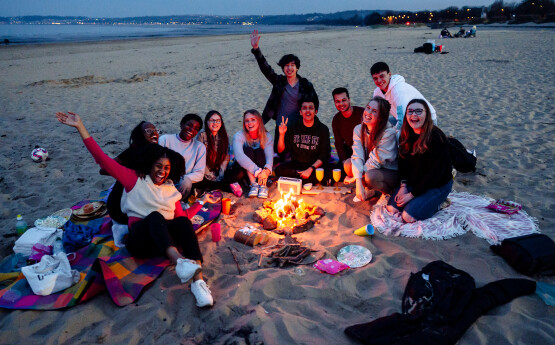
[56,112,137,191]
[250,30,280,85]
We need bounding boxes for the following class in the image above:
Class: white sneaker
[191,280,213,307]
[176,258,201,283]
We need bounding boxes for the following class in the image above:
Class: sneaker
[248,183,259,198]
[191,280,213,307]
[176,258,201,283]
[258,185,268,199]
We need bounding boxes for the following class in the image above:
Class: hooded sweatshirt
[373,75,437,131]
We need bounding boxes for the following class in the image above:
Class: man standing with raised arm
[250,30,318,150]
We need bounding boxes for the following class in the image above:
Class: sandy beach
[0,26,554,344]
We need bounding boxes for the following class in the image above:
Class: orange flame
[273,188,303,228]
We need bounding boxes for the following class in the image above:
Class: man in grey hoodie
[371,62,437,131]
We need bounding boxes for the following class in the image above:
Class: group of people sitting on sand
[440,26,477,38]
[55,30,457,308]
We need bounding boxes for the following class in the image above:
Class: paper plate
[337,245,372,268]
[73,202,105,216]
[34,215,68,229]
[191,215,205,225]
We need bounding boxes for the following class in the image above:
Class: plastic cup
[354,224,375,236]
[210,223,221,242]
[222,198,231,215]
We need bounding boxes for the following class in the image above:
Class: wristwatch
[311,165,317,170]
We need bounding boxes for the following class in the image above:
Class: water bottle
[53,237,65,255]
[15,214,28,236]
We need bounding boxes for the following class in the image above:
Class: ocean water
[0,24,326,45]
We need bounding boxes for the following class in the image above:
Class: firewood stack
[253,200,325,233]
[266,244,314,267]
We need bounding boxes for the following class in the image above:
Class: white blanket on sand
[370,191,539,245]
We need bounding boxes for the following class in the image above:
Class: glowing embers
[253,188,325,234]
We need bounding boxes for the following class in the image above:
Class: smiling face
[150,157,171,185]
[282,61,298,79]
[363,100,380,129]
[333,92,352,115]
[179,119,202,141]
[141,122,159,143]
[244,113,260,136]
[300,102,317,125]
[207,113,222,134]
[406,102,427,134]
[372,71,392,92]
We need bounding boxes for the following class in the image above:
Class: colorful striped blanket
[0,199,221,310]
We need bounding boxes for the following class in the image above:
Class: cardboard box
[277,177,302,195]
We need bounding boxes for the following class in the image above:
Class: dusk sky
[1,0,494,17]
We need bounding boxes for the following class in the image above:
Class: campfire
[253,188,325,234]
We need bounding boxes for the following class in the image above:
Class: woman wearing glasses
[195,110,231,192]
[386,99,453,222]
[102,121,160,225]
[344,96,398,201]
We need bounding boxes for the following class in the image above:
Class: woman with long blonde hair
[228,109,274,198]
[344,96,398,201]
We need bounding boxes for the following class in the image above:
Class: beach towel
[0,198,221,310]
[370,191,539,245]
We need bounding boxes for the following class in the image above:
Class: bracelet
[197,200,205,205]
[254,168,262,178]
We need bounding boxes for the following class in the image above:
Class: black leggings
[107,182,128,225]
[225,146,267,185]
[125,212,203,262]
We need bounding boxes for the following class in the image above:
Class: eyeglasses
[208,119,221,124]
[144,128,159,136]
[407,109,424,116]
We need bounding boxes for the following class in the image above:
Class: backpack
[491,234,555,276]
[448,136,476,173]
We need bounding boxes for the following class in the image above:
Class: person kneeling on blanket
[56,111,216,308]
[386,99,453,223]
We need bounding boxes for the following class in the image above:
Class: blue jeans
[388,180,453,221]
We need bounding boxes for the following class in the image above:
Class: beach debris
[27,72,168,88]
[264,237,315,268]
[253,188,324,233]
[314,259,350,275]
[31,147,48,163]
[228,247,242,274]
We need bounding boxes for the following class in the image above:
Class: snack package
[313,259,350,275]
[486,199,522,215]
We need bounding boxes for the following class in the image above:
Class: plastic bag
[314,259,350,275]
[21,253,80,296]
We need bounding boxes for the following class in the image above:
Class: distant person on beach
[249,29,318,151]
[195,110,231,192]
[371,61,437,131]
[331,87,364,167]
[465,26,477,38]
[344,96,398,201]
[56,111,215,307]
[275,93,332,185]
[440,28,453,38]
[158,114,206,198]
[228,109,274,199]
[386,99,452,223]
[455,27,466,38]
[101,121,160,225]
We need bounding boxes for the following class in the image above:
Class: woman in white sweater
[56,111,215,308]
[344,96,399,201]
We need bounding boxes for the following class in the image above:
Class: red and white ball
[31,148,48,162]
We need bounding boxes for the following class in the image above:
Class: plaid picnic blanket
[0,198,221,310]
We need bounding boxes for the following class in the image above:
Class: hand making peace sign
[278,116,288,136]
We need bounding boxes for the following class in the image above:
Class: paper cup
[222,198,231,215]
[210,223,221,242]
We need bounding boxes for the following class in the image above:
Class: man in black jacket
[275,94,332,185]
[250,30,318,151]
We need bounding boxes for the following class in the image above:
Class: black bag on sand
[491,234,555,276]
[447,136,476,173]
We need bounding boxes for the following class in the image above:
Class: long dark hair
[133,143,185,183]
[129,121,150,148]
[361,96,391,157]
[204,110,229,172]
[399,99,434,157]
